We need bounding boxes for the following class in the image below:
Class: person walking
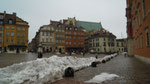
[95,53,98,59]
[83,51,85,57]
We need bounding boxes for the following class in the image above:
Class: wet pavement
[0,53,106,68]
[60,54,150,84]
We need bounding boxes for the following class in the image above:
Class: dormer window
[0,21,3,25]
[57,24,61,28]
[8,19,13,24]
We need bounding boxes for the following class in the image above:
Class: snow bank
[0,56,96,84]
[85,73,119,83]
[98,53,117,62]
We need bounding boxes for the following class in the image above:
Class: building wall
[55,24,65,53]
[90,36,116,54]
[116,40,125,53]
[65,26,85,52]
[0,25,3,52]
[129,0,150,58]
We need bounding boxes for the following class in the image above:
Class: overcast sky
[0,0,127,42]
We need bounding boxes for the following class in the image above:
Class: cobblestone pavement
[54,55,150,84]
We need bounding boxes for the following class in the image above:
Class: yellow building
[0,11,29,53]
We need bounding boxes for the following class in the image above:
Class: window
[46,38,48,42]
[74,27,77,30]
[6,38,9,43]
[103,42,106,46]
[117,42,119,47]
[6,26,9,29]
[66,27,68,30]
[145,27,149,47]
[22,39,24,44]
[70,27,72,30]
[8,19,13,24]
[121,43,123,47]
[17,33,20,37]
[17,27,20,31]
[22,27,25,31]
[11,26,14,30]
[46,32,48,36]
[42,38,44,42]
[56,29,58,32]
[142,0,146,18]
[11,32,14,36]
[11,39,13,43]
[138,8,141,25]
[0,27,3,31]
[22,33,25,37]
[42,32,44,36]
[0,39,2,43]
[6,32,9,36]
[0,33,2,37]
[140,33,143,48]
[17,39,20,44]
[0,21,3,24]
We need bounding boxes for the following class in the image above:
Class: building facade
[39,25,55,53]
[51,21,65,53]
[126,0,150,63]
[0,11,29,53]
[65,25,85,53]
[88,28,116,54]
[116,39,127,53]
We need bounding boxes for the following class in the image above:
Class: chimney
[13,12,16,16]
[4,11,6,17]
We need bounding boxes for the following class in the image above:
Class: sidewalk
[53,54,150,84]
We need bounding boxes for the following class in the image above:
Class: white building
[37,25,55,53]
[116,39,127,53]
[88,28,117,54]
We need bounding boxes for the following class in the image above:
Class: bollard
[91,62,97,67]
[101,60,106,63]
[64,67,74,77]
[38,53,43,58]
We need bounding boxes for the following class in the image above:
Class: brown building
[65,25,85,53]
[126,0,150,63]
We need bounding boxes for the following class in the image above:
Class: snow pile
[122,52,127,55]
[56,52,61,55]
[0,56,96,84]
[85,73,119,83]
[99,53,117,62]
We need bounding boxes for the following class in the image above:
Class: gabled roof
[76,21,102,31]
[91,28,116,38]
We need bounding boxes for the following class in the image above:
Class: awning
[8,45,27,48]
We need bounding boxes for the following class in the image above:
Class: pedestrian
[69,51,72,56]
[83,51,85,57]
[95,53,98,59]
[38,52,43,58]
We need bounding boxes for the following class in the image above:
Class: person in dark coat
[38,52,43,58]
[95,54,98,59]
